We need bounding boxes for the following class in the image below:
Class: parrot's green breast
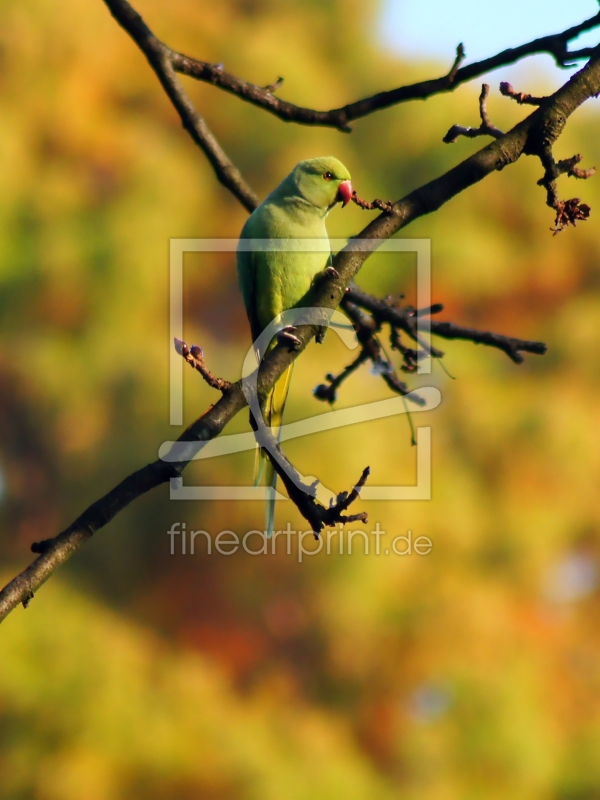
[238,202,330,343]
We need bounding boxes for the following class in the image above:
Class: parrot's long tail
[253,364,294,538]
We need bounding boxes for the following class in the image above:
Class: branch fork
[535,144,595,233]
[445,77,596,232]
[265,442,370,539]
[444,83,504,143]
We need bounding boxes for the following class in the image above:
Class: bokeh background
[2,1,600,797]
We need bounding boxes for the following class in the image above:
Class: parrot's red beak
[337,180,353,207]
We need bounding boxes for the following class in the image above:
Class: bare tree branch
[105,0,600,132]
[104,0,600,226]
[496,79,596,232]
[344,286,547,365]
[252,421,370,538]
[313,294,430,406]
[339,297,422,395]
[535,145,595,233]
[422,320,547,364]
[313,281,546,411]
[2,38,600,624]
[103,0,258,211]
[271,459,370,540]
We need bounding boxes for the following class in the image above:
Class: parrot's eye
[323,172,334,181]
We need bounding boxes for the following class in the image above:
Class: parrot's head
[292,157,352,212]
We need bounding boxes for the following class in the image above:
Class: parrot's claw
[277,326,302,350]
[314,266,339,284]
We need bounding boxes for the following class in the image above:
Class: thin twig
[555,154,596,181]
[447,43,466,84]
[444,84,504,143]
[263,76,284,93]
[313,353,369,404]
[163,8,599,130]
[174,338,231,392]
[345,286,547,364]
[341,299,419,399]
[351,191,396,214]
[425,321,547,364]
[343,288,444,358]
[314,295,425,404]
[500,81,547,106]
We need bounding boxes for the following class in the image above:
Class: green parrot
[236,156,353,537]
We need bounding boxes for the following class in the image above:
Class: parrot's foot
[277,326,302,350]
[314,266,339,285]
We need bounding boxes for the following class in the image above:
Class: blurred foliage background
[2,0,600,798]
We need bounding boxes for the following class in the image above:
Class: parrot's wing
[237,244,280,526]
[236,247,262,356]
